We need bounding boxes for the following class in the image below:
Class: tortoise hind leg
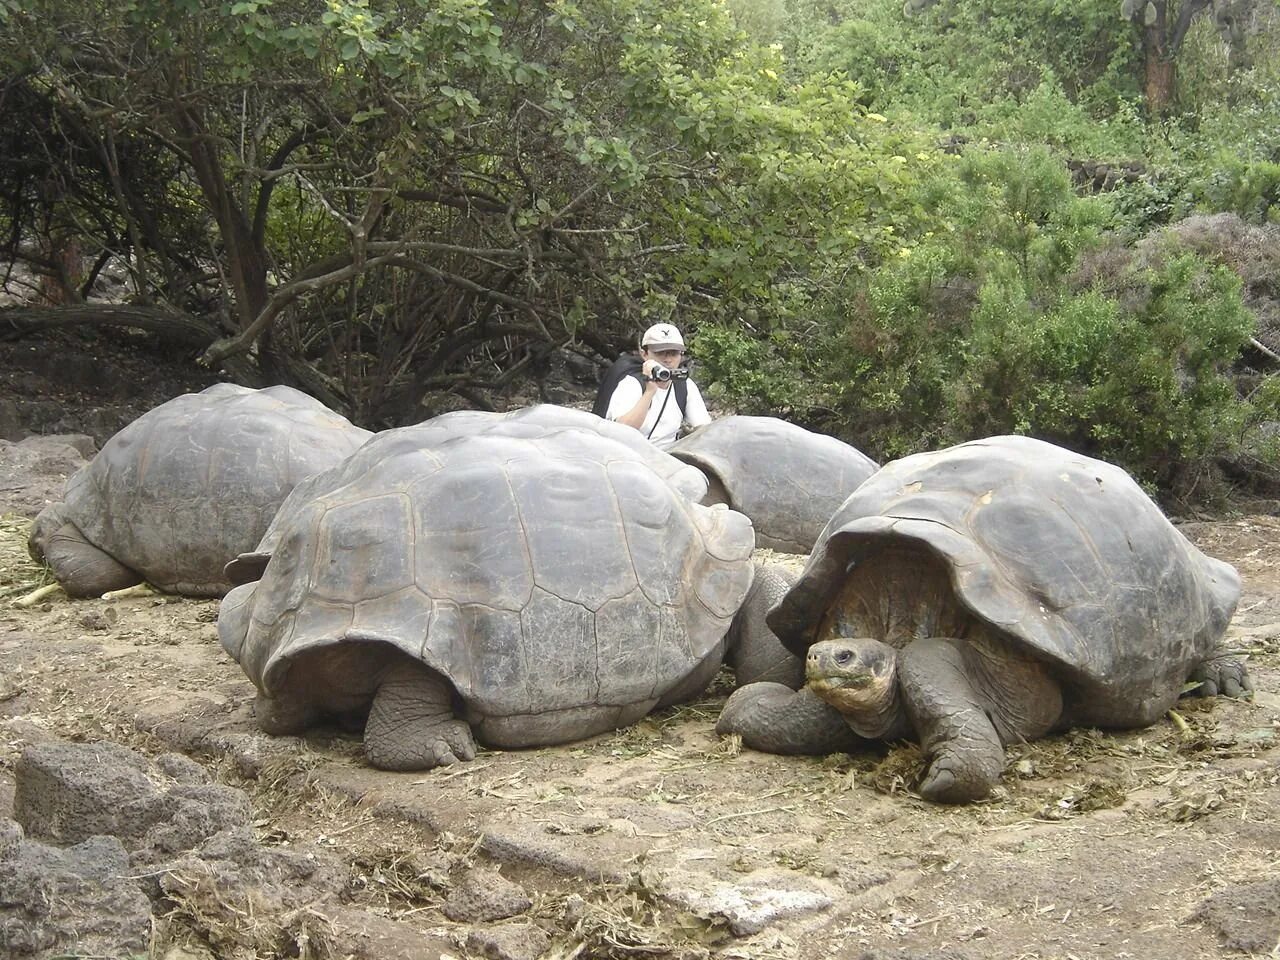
[1186,654,1253,699]
[364,659,477,771]
[727,563,805,689]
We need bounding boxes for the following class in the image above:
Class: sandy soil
[1,481,1279,958]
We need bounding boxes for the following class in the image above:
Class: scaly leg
[364,660,476,771]
[897,638,1005,804]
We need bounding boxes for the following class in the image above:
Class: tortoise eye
[835,649,852,665]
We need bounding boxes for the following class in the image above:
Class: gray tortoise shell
[219,405,754,727]
[769,435,1240,704]
[39,383,370,595]
[668,415,879,553]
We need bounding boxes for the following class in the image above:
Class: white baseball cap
[641,323,685,351]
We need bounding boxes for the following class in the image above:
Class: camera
[650,365,689,383]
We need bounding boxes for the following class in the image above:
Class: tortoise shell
[768,436,1239,715]
[219,406,754,746]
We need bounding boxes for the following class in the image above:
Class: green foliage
[1194,160,1280,224]
[788,0,1146,152]
[2,0,1278,501]
[815,143,1274,491]
[689,322,826,415]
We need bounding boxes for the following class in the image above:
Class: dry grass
[534,886,717,960]
[0,513,53,600]
[154,872,341,960]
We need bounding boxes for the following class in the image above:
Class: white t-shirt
[606,375,712,448]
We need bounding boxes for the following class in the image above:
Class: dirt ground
[0,333,1278,959]
[1,481,1278,960]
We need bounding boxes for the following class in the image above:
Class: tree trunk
[1142,2,1176,116]
[0,303,263,386]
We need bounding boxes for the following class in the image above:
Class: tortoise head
[806,638,903,739]
[225,551,271,586]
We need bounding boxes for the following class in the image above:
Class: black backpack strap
[592,352,644,417]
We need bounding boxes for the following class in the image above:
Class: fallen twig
[12,582,61,607]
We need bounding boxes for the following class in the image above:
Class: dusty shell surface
[220,410,754,747]
[669,415,879,554]
[31,384,371,596]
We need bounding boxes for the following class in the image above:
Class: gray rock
[444,867,533,922]
[154,752,211,784]
[0,834,151,958]
[1193,876,1280,953]
[0,820,23,861]
[160,826,345,917]
[14,741,167,845]
[141,783,254,856]
[466,922,551,960]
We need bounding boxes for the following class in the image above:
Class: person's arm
[682,379,713,429]
[609,362,668,430]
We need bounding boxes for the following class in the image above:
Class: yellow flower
[898,247,913,257]
[866,112,887,122]
[916,152,930,160]
[764,68,777,80]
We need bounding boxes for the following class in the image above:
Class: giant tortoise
[29,384,371,597]
[218,405,755,770]
[668,415,878,554]
[717,435,1250,803]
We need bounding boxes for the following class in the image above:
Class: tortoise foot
[899,638,1007,804]
[1187,655,1253,699]
[366,718,477,771]
[365,660,477,771]
[917,752,1002,804]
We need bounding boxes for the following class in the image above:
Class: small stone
[443,867,532,923]
[465,923,551,960]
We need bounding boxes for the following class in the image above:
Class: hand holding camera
[648,364,689,383]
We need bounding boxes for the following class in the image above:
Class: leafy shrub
[1190,160,1280,224]
[809,144,1279,500]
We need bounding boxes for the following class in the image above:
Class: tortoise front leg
[897,638,1006,804]
[717,682,867,755]
[254,692,320,735]
[364,660,477,771]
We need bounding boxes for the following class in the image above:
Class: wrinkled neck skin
[808,544,970,741]
[806,637,909,740]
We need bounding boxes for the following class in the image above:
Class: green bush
[810,144,1279,498]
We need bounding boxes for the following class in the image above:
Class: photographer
[606,323,712,448]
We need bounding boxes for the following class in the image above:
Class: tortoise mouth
[808,672,874,692]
